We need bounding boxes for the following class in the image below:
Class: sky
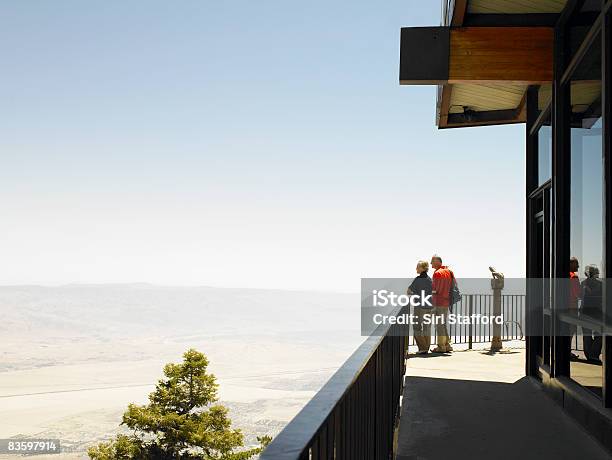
[0,1,526,292]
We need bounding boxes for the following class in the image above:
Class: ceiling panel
[468,0,567,14]
[449,83,526,113]
[571,81,601,113]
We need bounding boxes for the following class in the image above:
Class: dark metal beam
[552,13,572,379]
[526,86,541,378]
[399,27,449,85]
[602,3,612,409]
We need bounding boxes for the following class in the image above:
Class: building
[399,0,611,444]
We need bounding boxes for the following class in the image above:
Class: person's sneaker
[417,350,428,355]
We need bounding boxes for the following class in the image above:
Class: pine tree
[88,349,271,460]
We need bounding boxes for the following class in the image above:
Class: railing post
[468,295,473,349]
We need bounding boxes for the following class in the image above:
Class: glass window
[570,34,603,278]
[537,113,552,186]
[535,84,552,186]
[568,32,603,397]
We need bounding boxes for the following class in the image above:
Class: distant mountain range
[0,284,359,341]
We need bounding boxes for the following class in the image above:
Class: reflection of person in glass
[569,257,581,309]
[581,264,602,362]
[569,257,581,360]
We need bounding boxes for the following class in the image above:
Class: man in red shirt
[431,254,453,353]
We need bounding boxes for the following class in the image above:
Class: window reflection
[567,1,601,64]
[537,115,552,186]
[568,33,603,397]
[538,84,552,113]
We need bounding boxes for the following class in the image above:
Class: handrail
[443,294,526,347]
[261,293,529,458]
[259,335,383,459]
[260,304,408,460]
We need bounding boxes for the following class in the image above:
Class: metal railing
[409,294,526,348]
[260,305,408,460]
[260,294,526,459]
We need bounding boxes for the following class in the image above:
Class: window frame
[554,0,611,405]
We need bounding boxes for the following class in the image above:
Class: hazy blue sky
[0,1,525,291]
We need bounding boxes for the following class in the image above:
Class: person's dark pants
[583,329,602,361]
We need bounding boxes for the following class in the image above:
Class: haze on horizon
[0,1,526,292]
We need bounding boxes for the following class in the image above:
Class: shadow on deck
[396,349,609,459]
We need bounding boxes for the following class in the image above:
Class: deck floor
[396,347,611,460]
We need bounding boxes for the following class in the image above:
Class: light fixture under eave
[462,107,477,123]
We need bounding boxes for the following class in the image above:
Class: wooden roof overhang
[400,0,567,128]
